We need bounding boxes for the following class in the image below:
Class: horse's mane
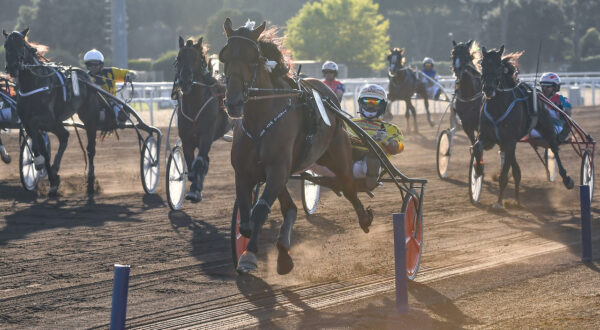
[26,41,50,63]
[257,27,294,78]
[470,41,481,71]
[391,47,406,66]
[501,51,523,83]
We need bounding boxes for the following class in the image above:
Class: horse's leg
[536,114,574,189]
[423,94,434,126]
[84,124,96,195]
[181,140,197,199]
[511,149,522,205]
[188,129,215,202]
[236,174,255,239]
[275,186,297,275]
[51,124,70,177]
[494,145,515,209]
[473,138,485,177]
[0,135,10,164]
[404,99,411,133]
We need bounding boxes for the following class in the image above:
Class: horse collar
[241,102,294,143]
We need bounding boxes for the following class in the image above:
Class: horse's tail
[73,118,88,171]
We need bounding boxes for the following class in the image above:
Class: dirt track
[0,106,599,329]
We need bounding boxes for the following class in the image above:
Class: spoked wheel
[301,170,320,215]
[166,146,187,210]
[545,148,557,182]
[436,129,452,179]
[231,184,261,269]
[402,190,423,280]
[469,153,483,204]
[140,135,160,194]
[580,151,594,202]
[19,137,39,191]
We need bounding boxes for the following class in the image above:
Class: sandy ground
[0,106,599,329]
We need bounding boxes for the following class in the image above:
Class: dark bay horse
[174,36,231,202]
[3,28,101,196]
[387,47,434,132]
[220,18,373,274]
[451,40,483,145]
[473,45,573,208]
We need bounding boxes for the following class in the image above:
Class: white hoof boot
[237,251,257,274]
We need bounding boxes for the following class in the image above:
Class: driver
[84,49,136,127]
[530,72,572,140]
[348,84,404,191]
[421,57,441,100]
[322,61,344,101]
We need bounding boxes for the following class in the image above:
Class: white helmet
[322,61,338,72]
[540,72,561,86]
[84,49,104,64]
[358,84,387,100]
[423,57,434,66]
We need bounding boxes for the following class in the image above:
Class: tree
[581,27,600,58]
[285,0,389,75]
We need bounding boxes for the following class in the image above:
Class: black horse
[174,36,232,202]
[473,45,573,208]
[387,47,434,132]
[451,40,483,145]
[3,28,101,196]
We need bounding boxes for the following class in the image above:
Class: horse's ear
[224,17,234,37]
[20,27,29,37]
[467,39,473,47]
[499,45,504,55]
[250,21,266,40]
[194,37,203,51]
[197,37,203,46]
[178,36,184,49]
[481,47,487,55]
[2,29,7,38]
[400,48,405,55]
[452,40,457,47]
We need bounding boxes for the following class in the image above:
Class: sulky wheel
[301,170,321,215]
[19,136,40,191]
[140,135,160,194]
[544,148,557,182]
[469,153,483,204]
[580,150,594,202]
[231,184,261,270]
[402,190,423,280]
[436,129,452,179]
[166,146,187,210]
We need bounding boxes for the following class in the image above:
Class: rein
[482,84,529,143]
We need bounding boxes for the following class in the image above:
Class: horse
[451,40,483,146]
[472,45,573,208]
[387,47,434,132]
[3,28,102,196]
[220,18,373,274]
[173,36,232,202]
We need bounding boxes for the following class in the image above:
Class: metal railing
[118,72,600,126]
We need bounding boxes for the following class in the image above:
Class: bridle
[219,35,262,106]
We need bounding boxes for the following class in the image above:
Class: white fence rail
[119,72,600,127]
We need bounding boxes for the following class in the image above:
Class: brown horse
[174,36,231,202]
[220,18,373,274]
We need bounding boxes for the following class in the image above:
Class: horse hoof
[359,207,374,233]
[563,176,574,189]
[1,153,10,164]
[185,191,202,203]
[491,202,504,209]
[237,251,258,274]
[276,243,294,275]
[48,186,59,198]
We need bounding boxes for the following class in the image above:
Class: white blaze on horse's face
[454,58,461,70]
[390,55,398,71]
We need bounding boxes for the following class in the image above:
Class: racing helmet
[540,72,561,91]
[358,84,388,119]
[322,61,338,73]
[423,57,434,68]
[84,49,104,64]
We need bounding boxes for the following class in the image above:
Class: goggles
[360,98,382,106]
[86,62,102,68]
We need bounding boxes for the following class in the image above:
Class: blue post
[110,264,131,330]
[580,185,592,262]
[393,213,409,312]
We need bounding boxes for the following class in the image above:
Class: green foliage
[151,50,178,79]
[203,8,264,50]
[128,58,153,71]
[285,0,389,74]
[45,48,80,67]
[580,27,600,58]
[570,55,600,71]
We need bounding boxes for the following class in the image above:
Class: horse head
[3,27,31,77]
[480,45,504,98]
[387,48,405,76]
[219,17,266,118]
[451,40,475,80]
[176,36,209,95]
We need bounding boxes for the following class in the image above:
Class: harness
[240,101,295,143]
[482,84,529,143]
[18,63,68,102]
